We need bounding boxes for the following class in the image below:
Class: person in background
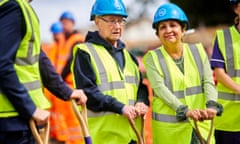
[50,22,65,50]
[43,22,85,144]
[0,0,87,143]
[71,0,149,143]
[59,11,85,84]
[42,22,65,60]
[210,0,240,143]
[143,3,223,144]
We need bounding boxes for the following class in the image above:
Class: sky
[31,0,95,42]
[30,0,166,42]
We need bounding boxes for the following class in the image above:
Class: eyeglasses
[99,17,127,26]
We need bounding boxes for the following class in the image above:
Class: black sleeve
[73,49,124,114]
[39,50,72,101]
[136,81,150,106]
[129,53,149,106]
[0,1,36,120]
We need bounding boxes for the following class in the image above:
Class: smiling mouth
[165,36,175,39]
[112,32,120,34]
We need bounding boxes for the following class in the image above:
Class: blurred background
[31,0,235,53]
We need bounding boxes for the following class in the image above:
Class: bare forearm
[214,68,240,93]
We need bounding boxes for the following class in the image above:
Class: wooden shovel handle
[71,100,92,144]
[29,119,49,144]
[194,119,214,144]
[129,118,145,144]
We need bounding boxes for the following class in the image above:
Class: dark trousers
[215,130,240,144]
[0,130,35,144]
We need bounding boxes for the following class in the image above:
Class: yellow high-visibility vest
[214,26,240,131]
[0,0,50,117]
[144,43,214,144]
[72,43,141,144]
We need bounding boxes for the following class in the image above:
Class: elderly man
[71,0,149,143]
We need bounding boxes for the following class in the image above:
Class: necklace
[174,56,184,65]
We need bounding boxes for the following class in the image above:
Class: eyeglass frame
[98,16,127,26]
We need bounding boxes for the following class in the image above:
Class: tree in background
[126,0,235,28]
[171,0,235,28]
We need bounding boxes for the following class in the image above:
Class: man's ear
[94,17,100,26]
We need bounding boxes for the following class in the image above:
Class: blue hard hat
[60,11,75,22]
[90,0,128,21]
[50,22,63,34]
[152,3,188,29]
[230,0,240,4]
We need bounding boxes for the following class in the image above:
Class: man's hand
[135,102,148,117]
[70,89,87,105]
[32,108,50,126]
[122,105,137,120]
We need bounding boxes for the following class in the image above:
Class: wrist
[206,100,223,116]
[176,105,189,121]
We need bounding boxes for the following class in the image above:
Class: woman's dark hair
[155,20,187,36]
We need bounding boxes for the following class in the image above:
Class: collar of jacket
[85,31,126,54]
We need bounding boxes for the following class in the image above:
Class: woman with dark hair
[143,3,223,144]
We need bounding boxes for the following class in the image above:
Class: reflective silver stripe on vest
[186,85,203,96]
[125,75,139,84]
[15,4,39,66]
[154,44,203,98]
[129,99,135,105]
[156,49,172,89]
[88,99,135,117]
[152,112,188,123]
[223,29,240,77]
[189,44,203,79]
[0,80,41,93]
[23,80,41,91]
[85,43,138,91]
[166,86,203,99]
[154,85,203,99]
[98,81,124,92]
[218,91,240,101]
[153,91,184,99]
